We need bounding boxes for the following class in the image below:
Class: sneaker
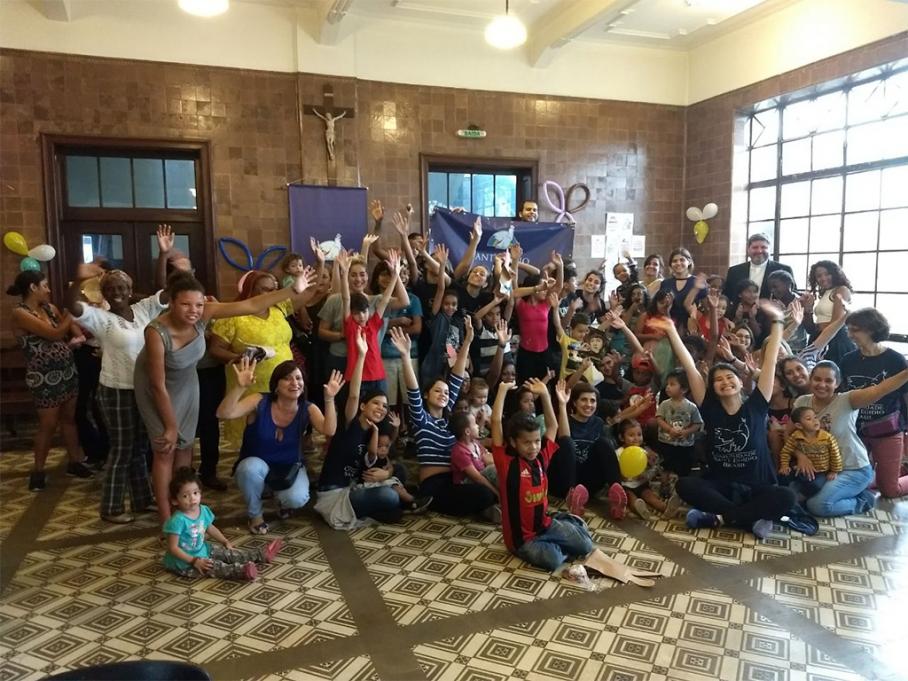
[243,562,258,580]
[751,519,773,539]
[482,504,502,524]
[262,538,284,563]
[607,483,627,520]
[633,498,653,521]
[686,509,719,530]
[663,492,683,520]
[566,485,589,517]
[28,471,46,492]
[406,496,433,514]
[66,461,94,478]
[102,513,135,524]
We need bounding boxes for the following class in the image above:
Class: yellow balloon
[3,231,29,256]
[694,220,710,244]
[619,445,648,479]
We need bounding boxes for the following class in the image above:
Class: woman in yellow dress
[209,271,303,447]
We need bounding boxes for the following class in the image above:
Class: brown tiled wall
[685,31,908,275]
[1,34,904,341]
[0,49,684,341]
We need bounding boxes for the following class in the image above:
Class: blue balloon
[19,257,41,272]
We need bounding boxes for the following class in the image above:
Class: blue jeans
[235,457,310,519]
[805,465,873,517]
[516,513,593,572]
[348,485,403,523]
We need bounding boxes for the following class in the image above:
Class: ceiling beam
[37,0,72,21]
[315,0,354,45]
[527,0,638,67]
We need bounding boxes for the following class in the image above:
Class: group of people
[7,203,907,579]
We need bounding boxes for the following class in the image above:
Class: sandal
[248,518,269,535]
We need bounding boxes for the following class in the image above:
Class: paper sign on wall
[604,212,635,293]
[631,235,646,258]
[591,234,606,258]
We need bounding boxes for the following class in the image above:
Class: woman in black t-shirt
[651,299,795,539]
[840,309,908,498]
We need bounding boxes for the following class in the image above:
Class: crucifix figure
[304,84,355,183]
[312,108,346,162]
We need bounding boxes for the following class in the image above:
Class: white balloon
[686,207,702,222]
[701,203,718,219]
[28,244,56,262]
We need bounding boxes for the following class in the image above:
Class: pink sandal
[607,483,627,520]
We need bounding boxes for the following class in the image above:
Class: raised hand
[324,370,345,398]
[508,242,523,264]
[232,355,257,388]
[392,210,409,237]
[787,299,803,326]
[498,380,517,394]
[609,291,621,310]
[524,377,548,396]
[645,316,676,335]
[386,249,402,276]
[542,369,556,385]
[463,318,475,347]
[156,224,175,254]
[336,249,351,274]
[387,411,401,429]
[292,267,315,294]
[76,262,105,281]
[369,199,384,222]
[570,296,584,311]
[693,272,708,290]
[389,326,412,355]
[495,318,511,347]
[716,336,734,361]
[362,233,380,250]
[550,250,563,267]
[555,379,570,405]
[434,243,449,268]
[758,299,784,322]
[706,289,720,310]
[605,311,626,330]
[547,291,560,309]
[472,216,483,241]
[355,326,368,357]
[310,236,326,265]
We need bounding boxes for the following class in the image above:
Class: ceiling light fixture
[178,0,229,18]
[484,0,527,50]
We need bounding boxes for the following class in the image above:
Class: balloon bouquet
[686,203,718,244]
[3,231,56,270]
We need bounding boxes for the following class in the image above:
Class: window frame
[42,134,217,298]
[419,154,538,232]
[739,61,908,343]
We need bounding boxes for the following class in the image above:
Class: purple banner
[288,184,368,256]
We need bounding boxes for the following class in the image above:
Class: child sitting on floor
[779,406,843,496]
[449,411,499,500]
[491,377,594,572]
[163,467,282,581]
[363,414,433,513]
[615,420,680,520]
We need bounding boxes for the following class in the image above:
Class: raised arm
[156,224,175,303]
[374,250,401,318]
[527,378,557,442]
[367,200,391,262]
[756,301,784,401]
[337,251,352,319]
[431,245,449,316]
[389,327,419,391]
[345,327,368,424]
[392,210,419,279]
[310,370,344,437]
[551,251,564,297]
[216,356,264,420]
[648,316,706,405]
[451,319,475,379]
[453,216,482,280]
[484,319,511,385]
[848,368,908,410]
[204,270,314,321]
[604,310,644,356]
[66,262,105,317]
[548,292,566,340]
[555,380,571,438]
[491,381,513,447]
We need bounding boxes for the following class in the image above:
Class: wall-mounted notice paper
[591,234,606,258]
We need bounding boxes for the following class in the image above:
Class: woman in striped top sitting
[389,324,499,520]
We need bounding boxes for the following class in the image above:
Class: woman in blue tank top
[217,357,344,534]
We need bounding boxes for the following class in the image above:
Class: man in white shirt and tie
[723,233,793,300]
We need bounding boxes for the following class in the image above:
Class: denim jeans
[516,513,594,572]
[235,457,310,519]
[348,485,402,523]
[805,465,873,517]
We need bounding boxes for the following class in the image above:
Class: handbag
[860,411,901,439]
[264,462,300,491]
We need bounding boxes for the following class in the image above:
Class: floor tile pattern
[1,446,906,681]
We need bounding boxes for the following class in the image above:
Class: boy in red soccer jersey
[491,378,594,571]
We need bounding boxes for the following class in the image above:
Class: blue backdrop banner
[429,208,574,268]
[288,184,367,256]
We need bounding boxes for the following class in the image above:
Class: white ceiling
[274,0,799,50]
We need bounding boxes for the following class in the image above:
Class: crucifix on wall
[304,84,355,184]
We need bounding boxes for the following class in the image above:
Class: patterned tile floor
[1,445,906,681]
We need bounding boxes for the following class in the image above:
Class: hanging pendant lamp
[485,0,527,50]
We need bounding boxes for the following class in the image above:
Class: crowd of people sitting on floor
[7,202,908,580]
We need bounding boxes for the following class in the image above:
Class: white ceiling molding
[527,0,638,67]
[37,0,72,21]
